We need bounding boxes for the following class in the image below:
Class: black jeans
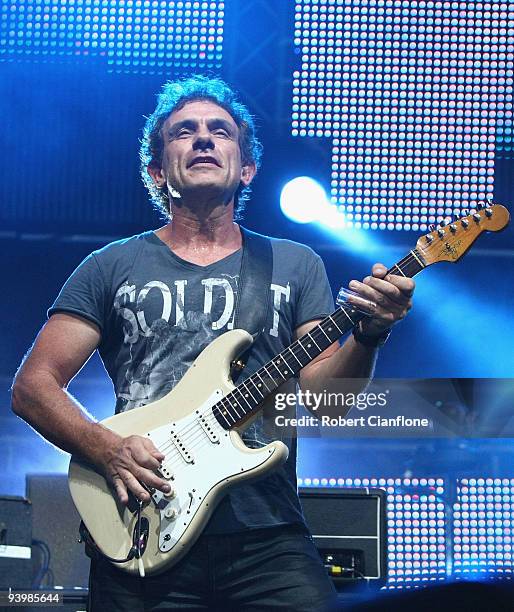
[88,524,337,611]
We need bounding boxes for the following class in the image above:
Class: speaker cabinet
[300,487,387,587]
[26,474,89,588]
[0,495,32,588]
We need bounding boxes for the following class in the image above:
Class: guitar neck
[212,247,426,430]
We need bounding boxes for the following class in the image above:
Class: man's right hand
[102,434,172,504]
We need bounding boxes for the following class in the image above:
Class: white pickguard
[147,389,278,553]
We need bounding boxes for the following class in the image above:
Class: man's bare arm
[11,313,170,503]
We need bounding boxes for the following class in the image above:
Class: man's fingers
[349,278,405,308]
[346,293,377,314]
[384,274,415,298]
[371,263,388,278]
[142,437,166,462]
[118,469,152,502]
[131,445,163,470]
[353,276,414,305]
[132,465,172,493]
[348,264,416,335]
[111,473,129,505]
[369,263,415,297]
[105,435,171,505]
[111,467,170,504]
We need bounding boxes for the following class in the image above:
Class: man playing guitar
[12,76,414,611]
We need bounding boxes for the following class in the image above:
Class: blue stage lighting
[280,176,329,224]
[0,0,225,73]
[292,0,513,231]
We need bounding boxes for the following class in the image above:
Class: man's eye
[170,129,192,140]
[214,129,229,137]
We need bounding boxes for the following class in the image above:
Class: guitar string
[151,248,427,471]
[158,408,271,475]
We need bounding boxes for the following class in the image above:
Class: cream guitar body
[68,329,289,576]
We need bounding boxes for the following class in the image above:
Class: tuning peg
[437,228,445,238]
[476,202,484,210]
[485,208,493,218]
[473,212,481,222]
[439,219,447,227]
[429,224,436,231]
[425,234,434,244]
[461,218,469,228]
[449,223,457,233]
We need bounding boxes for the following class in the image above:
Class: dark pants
[88,525,337,611]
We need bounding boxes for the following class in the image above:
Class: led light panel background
[454,478,513,579]
[0,0,224,72]
[301,476,513,587]
[292,0,514,231]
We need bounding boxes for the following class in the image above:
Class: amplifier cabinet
[299,487,387,587]
[0,495,33,588]
[26,474,89,588]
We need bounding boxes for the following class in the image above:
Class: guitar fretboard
[213,248,425,429]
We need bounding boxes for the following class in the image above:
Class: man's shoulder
[244,228,321,262]
[271,237,323,270]
[91,230,154,262]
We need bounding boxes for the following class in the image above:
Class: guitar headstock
[416,203,510,265]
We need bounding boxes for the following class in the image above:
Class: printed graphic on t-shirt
[113,273,291,414]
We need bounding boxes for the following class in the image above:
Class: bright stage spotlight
[280,177,383,254]
[280,176,330,224]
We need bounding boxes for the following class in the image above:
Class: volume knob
[164,506,178,520]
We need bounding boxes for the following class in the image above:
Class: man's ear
[241,162,257,187]
[147,161,166,188]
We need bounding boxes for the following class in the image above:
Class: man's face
[150,100,255,206]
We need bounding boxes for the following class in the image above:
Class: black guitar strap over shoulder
[232,226,273,363]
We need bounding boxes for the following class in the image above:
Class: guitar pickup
[198,413,220,444]
[170,429,194,464]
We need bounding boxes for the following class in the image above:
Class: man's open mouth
[188,156,220,167]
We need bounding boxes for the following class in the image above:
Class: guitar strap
[232,226,273,374]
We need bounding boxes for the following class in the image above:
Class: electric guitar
[69,203,510,576]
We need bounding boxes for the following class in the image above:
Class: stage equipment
[299,487,387,587]
[26,474,89,588]
[1,0,224,73]
[0,495,32,588]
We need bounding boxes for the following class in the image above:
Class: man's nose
[192,132,214,151]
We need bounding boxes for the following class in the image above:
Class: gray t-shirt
[49,230,334,533]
